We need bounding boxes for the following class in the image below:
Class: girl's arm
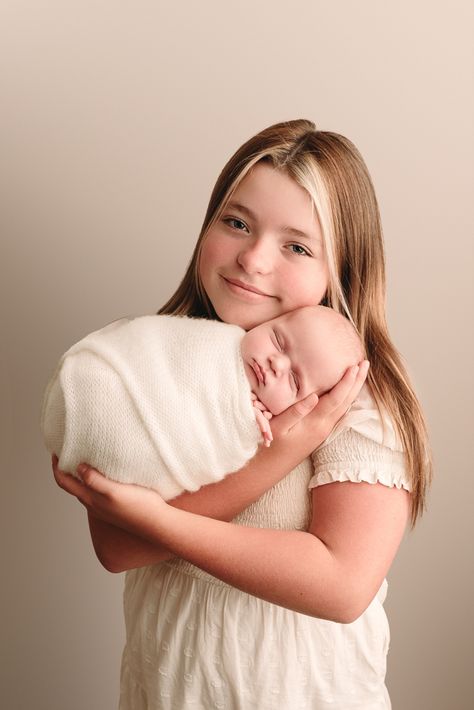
[84,432,315,571]
[84,433,318,571]
[151,481,410,622]
[56,462,410,623]
[56,362,369,573]
[161,480,410,623]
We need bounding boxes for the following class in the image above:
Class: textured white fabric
[40,315,260,500]
[316,382,404,453]
[310,428,410,491]
[119,392,411,709]
[310,382,411,492]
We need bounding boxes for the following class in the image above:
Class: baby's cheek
[266,393,291,417]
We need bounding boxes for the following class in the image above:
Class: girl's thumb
[277,392,319,434]
[297,392,319,414]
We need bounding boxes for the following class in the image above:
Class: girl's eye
[288,243,310,257]
[223,217,249,232]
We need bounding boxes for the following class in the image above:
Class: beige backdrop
[2,2,473,708]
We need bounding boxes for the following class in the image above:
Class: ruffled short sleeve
[309,383,412,492]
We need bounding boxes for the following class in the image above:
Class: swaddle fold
[40,314,259,499]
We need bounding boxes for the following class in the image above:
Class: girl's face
[199,162,329,330]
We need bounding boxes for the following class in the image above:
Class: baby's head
[241,305,365,416]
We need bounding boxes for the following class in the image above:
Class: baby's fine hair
[296,304,365,364]
[321,306,365,363]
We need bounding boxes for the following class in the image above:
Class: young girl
[53,119,432,709]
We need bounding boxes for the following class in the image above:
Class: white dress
[119,385,411,710]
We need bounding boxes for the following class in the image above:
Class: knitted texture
[40,314,260,500]
[313,382,405,453]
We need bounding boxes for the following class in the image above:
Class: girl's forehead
[230,165,320,235]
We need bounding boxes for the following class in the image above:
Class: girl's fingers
[52,458,88,504]
[348,360,370,402]
[79,466,113,495]
[52,455,111,504]
[263,360,370,450]
[320,364,359,411]
[273,392,319,434]
[342,360,370,411]
[319,360,369,415]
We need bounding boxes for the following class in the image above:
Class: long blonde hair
[158,119,432,527]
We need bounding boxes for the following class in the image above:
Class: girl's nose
[237,239,273,275]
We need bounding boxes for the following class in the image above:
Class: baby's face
[241,308,339,416]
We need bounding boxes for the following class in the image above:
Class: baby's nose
[270,353,290,375]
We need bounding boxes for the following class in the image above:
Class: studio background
[1,2,472,708]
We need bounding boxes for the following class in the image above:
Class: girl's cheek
[201,234,234,275]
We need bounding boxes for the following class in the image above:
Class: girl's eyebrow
[226,201,317,243]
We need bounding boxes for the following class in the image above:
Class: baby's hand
[251,392,273,447]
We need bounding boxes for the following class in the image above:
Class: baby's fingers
[254,408,273,446]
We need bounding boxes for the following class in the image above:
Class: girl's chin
[223,309,279,331]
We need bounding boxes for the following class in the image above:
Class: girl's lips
[221,276,273,301]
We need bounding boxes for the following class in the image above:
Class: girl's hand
[50,360,369,572]
[269,360,370,460]
[52,455,168,538]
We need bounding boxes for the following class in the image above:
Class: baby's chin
[250,392,283,417]
[262,399,289,417]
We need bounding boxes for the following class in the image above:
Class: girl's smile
[221,275,276,301]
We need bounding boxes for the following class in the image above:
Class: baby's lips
[252,359,265,384]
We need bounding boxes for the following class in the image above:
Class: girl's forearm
[89,442,303,573]
[136,503,351,622]
[87,512,173,572]
[170,439,303,521]
[86,388,327,574]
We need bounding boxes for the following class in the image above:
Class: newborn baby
[241,305,364,445]
[41,305,363,500]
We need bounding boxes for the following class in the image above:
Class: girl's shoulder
[316,382,403,454]
[310,383,411,492]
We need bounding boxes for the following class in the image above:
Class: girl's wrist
[142,499,186,550]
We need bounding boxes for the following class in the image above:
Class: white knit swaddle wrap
[40,315,260,500]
